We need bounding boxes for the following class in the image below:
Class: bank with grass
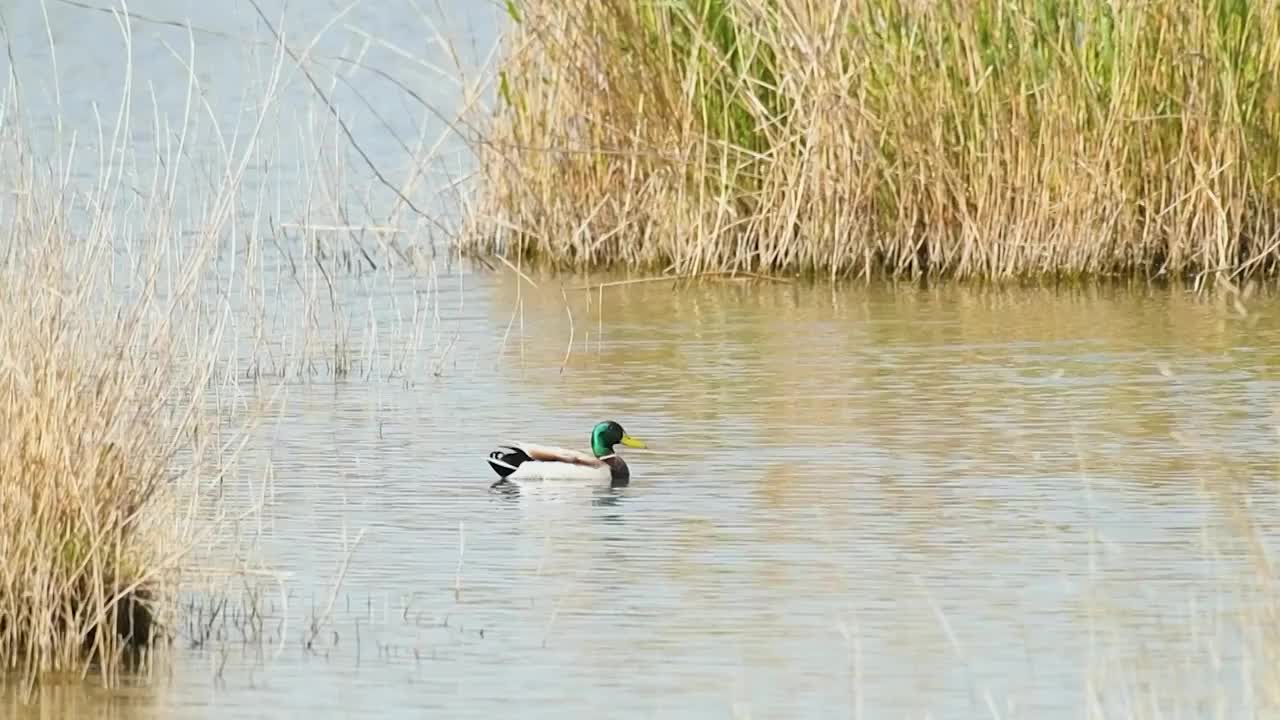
[462,0,1280,281]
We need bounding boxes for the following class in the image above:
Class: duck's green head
[591,420,646,457]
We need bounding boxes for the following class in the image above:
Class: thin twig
[571,270,791,292]
[495,254,540,288]
[559,286,573,375]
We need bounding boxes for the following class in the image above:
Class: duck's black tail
[487,445,531,478]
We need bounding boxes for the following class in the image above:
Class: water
[10,276,1279,719]
[2,0,498,232]
[6,2,1280,718]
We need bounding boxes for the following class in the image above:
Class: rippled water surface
[8,2,1280,719]
[14,273,1280,720]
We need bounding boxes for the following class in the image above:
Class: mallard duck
[487,420,647,484]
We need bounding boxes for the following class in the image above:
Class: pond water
[9,274,1280,720]
[7,2,1280,719]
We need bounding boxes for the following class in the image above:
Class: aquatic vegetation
[0,28,246,693]
[0,232,188,688]
[464,0,1280,281]
[0,92,266,684]
[0,0,490,692]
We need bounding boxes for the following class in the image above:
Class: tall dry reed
[0,0,487,691]
[0,19,249,692]
[0,202,205,688]
[463,0,1280,281]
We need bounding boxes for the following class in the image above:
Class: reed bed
[0,0,486,693]
[0,14,241,690]
[462,0,1280,281]
[0,196,207,688]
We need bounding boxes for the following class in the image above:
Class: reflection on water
[3,679,162,720]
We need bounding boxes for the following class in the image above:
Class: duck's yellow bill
[620,434,647,449]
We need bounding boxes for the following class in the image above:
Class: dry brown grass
[0,150,242,689]
[0,0,492,700]
[462,0,1280,282]
[0,231,178,687]
[0,19,251,691]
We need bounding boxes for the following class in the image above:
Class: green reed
[465,0,1280,280]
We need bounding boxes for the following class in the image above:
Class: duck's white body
[487,441,628,484]
[486,422,646,488]
[502,459,614,482]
